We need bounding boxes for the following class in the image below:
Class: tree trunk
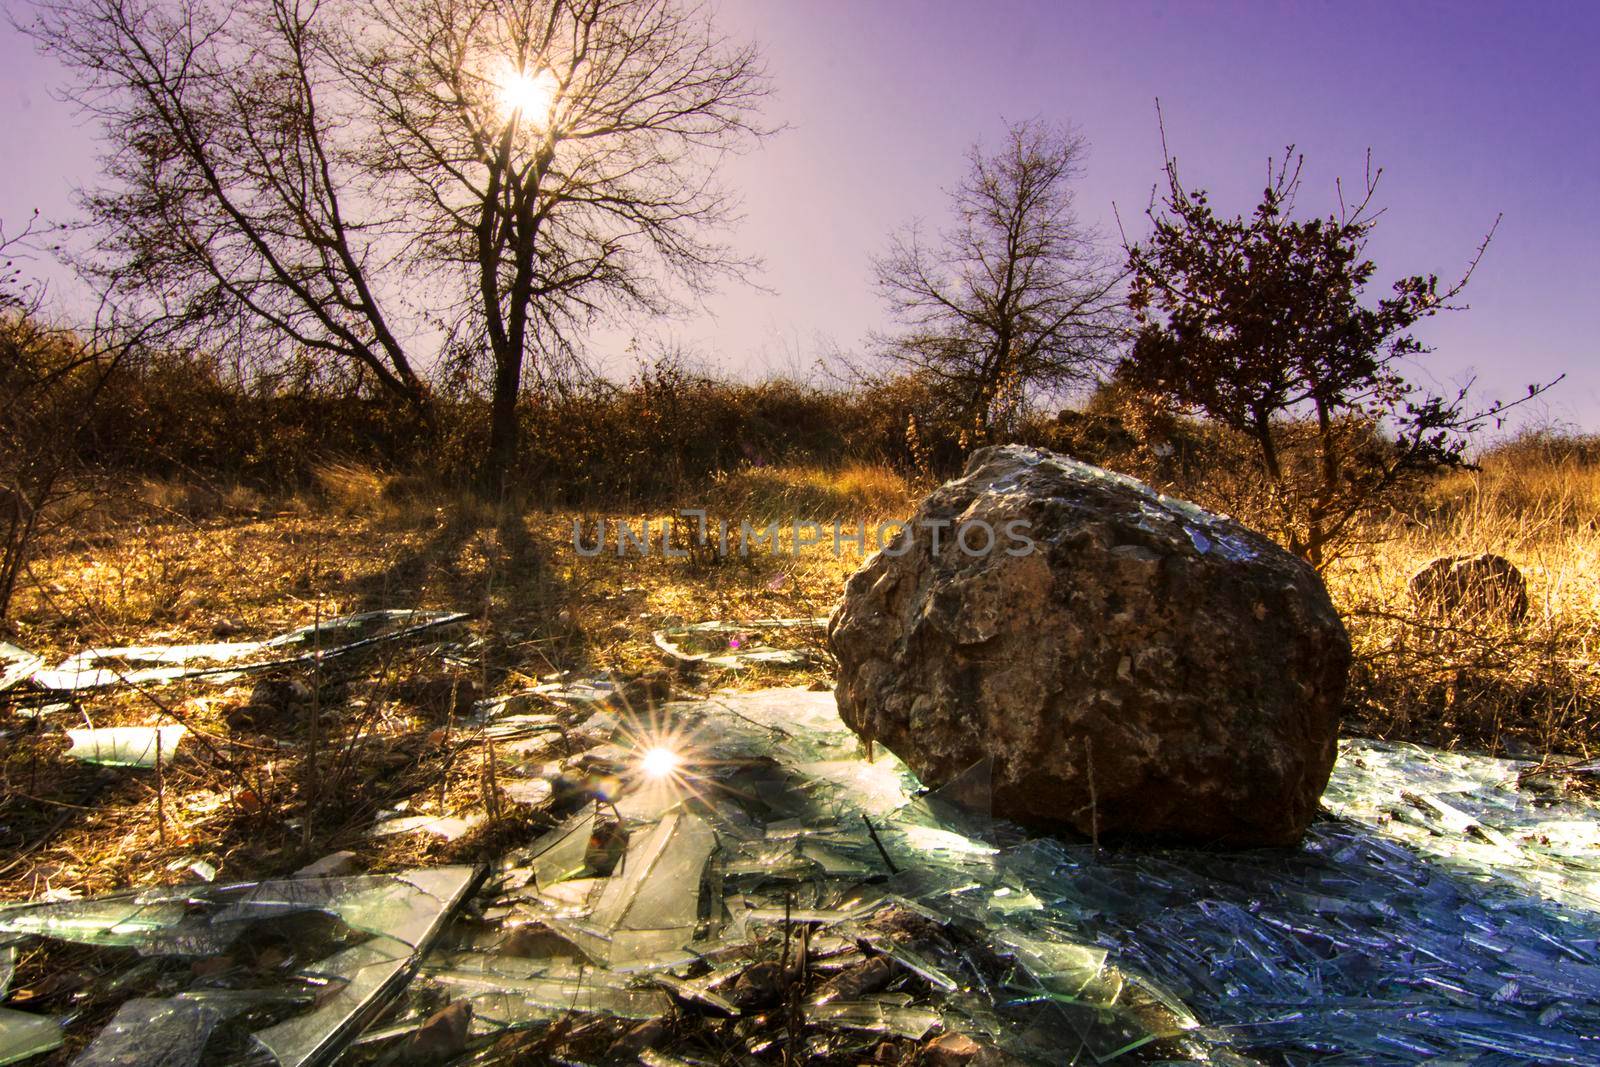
[482,347,523,494]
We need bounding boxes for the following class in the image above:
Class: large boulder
[1409,553,1528,623]
[828,445,1350,847]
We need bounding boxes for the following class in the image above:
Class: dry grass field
[1332,436,1600,756]
[1,440,1594,911]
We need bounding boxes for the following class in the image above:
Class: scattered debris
[652,618,824,672]
[9,609,467,695]
[371,814,484,841]
[4,687,1600,1064]
[0,645,43,696]
[0,867,479,1066]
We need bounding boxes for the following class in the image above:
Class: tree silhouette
[1123,135,1555,567]
[28,0,770,488]
[874,120,1124,443]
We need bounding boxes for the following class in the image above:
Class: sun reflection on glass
[639,745,683,780]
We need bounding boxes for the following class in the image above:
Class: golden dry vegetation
[1333,435,1600,756]
[0,462,908,907]
[1,441,1595,914]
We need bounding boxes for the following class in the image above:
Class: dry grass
[0,462,915,904]
[4,442,1596,911]
[707,460,920,523]
[1332,438,1600,756]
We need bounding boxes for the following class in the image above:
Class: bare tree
[873,120,1125,441]
[340,0,770,485]
[25,0,770,487]
[28,0,433,418]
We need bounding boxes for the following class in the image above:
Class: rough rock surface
[1409,553,1528,623]
[828,445,1350,846]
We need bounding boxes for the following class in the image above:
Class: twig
[1085,736,1099,856]
[860,813,898,874]
[155,725,166,845]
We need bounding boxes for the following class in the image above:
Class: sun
[497,67,560,121]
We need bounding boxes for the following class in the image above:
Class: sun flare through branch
[497,66,559,123]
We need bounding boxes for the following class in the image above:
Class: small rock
[397,1000,470,1064]
[249,678,313,711]
[224,704,268,733]
[294,851,360,879]
[872,1041,903,1063]
[211,616,247,637]
[729,960,786,1009]
[497,924,573,958]
[613,671,674,709]
[189,955,235,978]
[923,1032,1005,1067]
[813,955,896,1004]
[404,676,482,714]
[226,700,306,733]
[1409,552,1528,623]
[607,1017,667,1058]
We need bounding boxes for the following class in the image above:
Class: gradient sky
[3,1,1597,427]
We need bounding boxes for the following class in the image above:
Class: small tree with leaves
[1122,141,1554,568]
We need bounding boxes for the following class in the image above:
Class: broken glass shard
[562,810,717,967]
[0,643,42,694]
[252,936,413,1067]
[34,610,468,691]
[0,1008,62,1066]
[806,998,942,1039]
[370,814,481,840]
[526,805,598,889]
[64,725,187,768]
[70,996,221,1067]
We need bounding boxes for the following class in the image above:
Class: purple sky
[4,1,1597,428]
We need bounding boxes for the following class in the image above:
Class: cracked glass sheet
[31,609,467,691]
[246,867,478,1066]
[209,867,480,950]
[524,804,598,889]
[0,867,476,1067]
[0,894,199,952]
[1326,737,1600,910]
[252,936,414,1066]
[71,996,222,1067]
[63,724,188,768]
[553,811,717,966]
[0,1008,61,1066]
[424,953,672,1021]
[671,688,1600,1064]
[18,684,1600,1066]
[805,998,942,1039]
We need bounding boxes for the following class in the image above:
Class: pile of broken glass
[5,685,1600,1065]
